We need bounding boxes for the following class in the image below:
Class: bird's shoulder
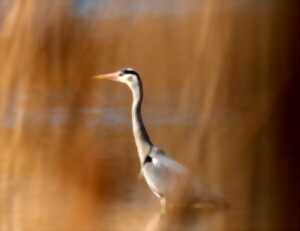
[148,146,188,174]
[150,146,167,156]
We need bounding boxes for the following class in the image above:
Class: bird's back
[142,146,227,207]
[142,146,189,198]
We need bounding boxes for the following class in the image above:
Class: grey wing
[142,148,189,197]
[152,149,188,175]
[143,148,227,206]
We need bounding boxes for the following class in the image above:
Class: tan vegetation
[0,0,297,230]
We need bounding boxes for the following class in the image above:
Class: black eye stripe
[124,70,138,75]
[120,68,138,76]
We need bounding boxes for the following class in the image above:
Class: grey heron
[94,68,225,212]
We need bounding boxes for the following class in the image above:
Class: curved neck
[129,82,152,164]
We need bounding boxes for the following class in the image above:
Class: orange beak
[94,71,120,81]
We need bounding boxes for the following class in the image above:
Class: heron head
[94,68,140,87]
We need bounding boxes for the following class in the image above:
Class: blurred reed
[0,0,298,230]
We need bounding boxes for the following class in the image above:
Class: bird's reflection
[143,209,198,231]
[143,206,225,231]
[144,212,162,231]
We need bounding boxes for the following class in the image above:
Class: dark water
[74,0,273,16]
[1,105,196,129]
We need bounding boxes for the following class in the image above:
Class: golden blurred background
[0,0,299,230]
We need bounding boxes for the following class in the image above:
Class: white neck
[129,83,152,164]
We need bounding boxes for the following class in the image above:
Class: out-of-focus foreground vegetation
[0,0,299,230]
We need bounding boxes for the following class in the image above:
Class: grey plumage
[94,68,226,212]
[142,146,188,198]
